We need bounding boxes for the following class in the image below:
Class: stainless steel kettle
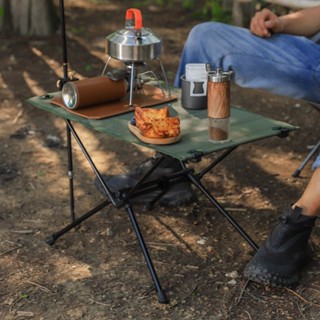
[105,8,162,62]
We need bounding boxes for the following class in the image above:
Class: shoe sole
[244,263,299,289]
[244,254,313,289]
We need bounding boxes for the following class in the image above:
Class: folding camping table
[26,90,297,303]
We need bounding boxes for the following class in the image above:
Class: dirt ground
[1,1,320,319]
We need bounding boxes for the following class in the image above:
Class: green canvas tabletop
[26,91,298,161]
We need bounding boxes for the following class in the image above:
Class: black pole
[59,0,69,85]
[59,0,75,221]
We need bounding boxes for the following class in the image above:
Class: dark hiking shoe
[244,207,317,288]
[94,155,197,207]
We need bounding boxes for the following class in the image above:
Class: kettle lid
[106,8,161,48]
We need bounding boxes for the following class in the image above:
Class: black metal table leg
[45,199,110,245]
[188,172,259,251]
[126,204,168,304]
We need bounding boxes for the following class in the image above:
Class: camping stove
[104,8,170,106]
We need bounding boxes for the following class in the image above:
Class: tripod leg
[126,204,168,304]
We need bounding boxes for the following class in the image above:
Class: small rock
[197,237,208,245]
[16,311,34,317]
[106,227,114,237]
[225,270,239,279]
[45,134,62,148]
[227,279,237,285]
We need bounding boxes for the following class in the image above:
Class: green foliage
[84,64,93,72]
[133,0,174,6]
[199,0,232,23]
[134,0,232,23]
[181,0,194,9]
[36,170,47,177]
[70,26,86,35]
[0,6,5,27]
[153,0,174,4]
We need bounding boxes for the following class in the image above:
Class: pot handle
[125,8,143,30]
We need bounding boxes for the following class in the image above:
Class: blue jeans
[174,22,320,168]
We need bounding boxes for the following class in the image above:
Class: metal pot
[106,8,162,62]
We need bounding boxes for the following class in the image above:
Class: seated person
[173,7,320,288]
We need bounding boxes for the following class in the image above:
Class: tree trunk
[232,0,254,27]
[0,0,12,33]
[0,0,58,36]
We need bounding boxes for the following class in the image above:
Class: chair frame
[292,102,320,177]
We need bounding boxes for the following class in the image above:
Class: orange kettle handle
[125,8,143,30]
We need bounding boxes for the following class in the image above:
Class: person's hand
[250,8,284,37]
